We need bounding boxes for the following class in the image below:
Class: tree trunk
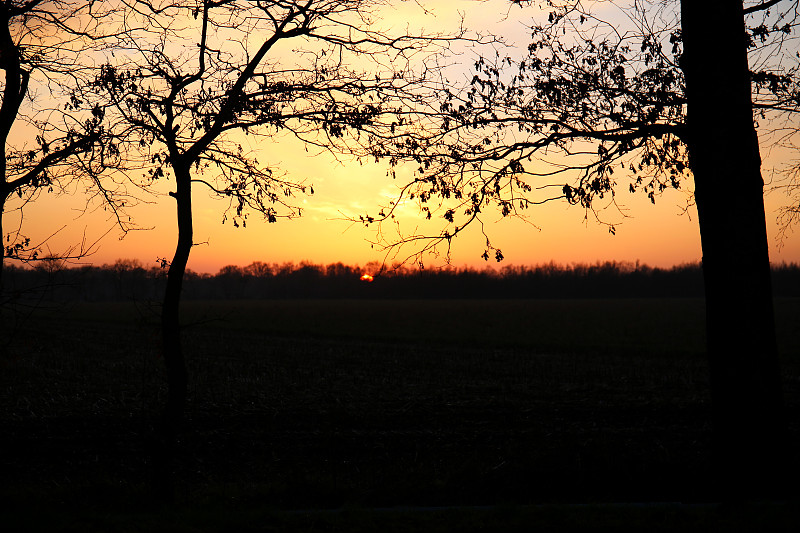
[0,9,20,294]
[0,195,5,292]
[152,161,192,504]
[680,1,787,501]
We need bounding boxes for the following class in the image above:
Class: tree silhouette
[364,0,798,500]
[92,0,470,502]
[0,0,125,293]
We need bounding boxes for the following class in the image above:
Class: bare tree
[0,0,127,294]
[363,0,799,501]
[92,0,473,502]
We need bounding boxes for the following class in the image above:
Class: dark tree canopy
[92,0,468,229]
[0,0,127,280]
[359,0,800,263]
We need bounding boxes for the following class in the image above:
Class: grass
[1,298,799,530]
[40,297,800,357]
[35,297,709,351]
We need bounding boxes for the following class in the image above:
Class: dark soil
[1,300,798,514]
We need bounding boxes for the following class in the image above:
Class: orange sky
[7,1,800,273]
[13,134,800,274]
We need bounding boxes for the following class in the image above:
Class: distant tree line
[5,258,800,302]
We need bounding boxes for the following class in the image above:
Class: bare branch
[744,0,784,16]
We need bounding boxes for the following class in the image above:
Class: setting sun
[360,274,374,282]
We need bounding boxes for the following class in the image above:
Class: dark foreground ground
[1,299,799,531]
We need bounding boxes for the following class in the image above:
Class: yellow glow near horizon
[15,134,800,274]
[6,1,800,274]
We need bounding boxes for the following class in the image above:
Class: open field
[1,298,799,529]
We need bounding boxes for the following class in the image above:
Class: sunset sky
[9,0,800,274]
